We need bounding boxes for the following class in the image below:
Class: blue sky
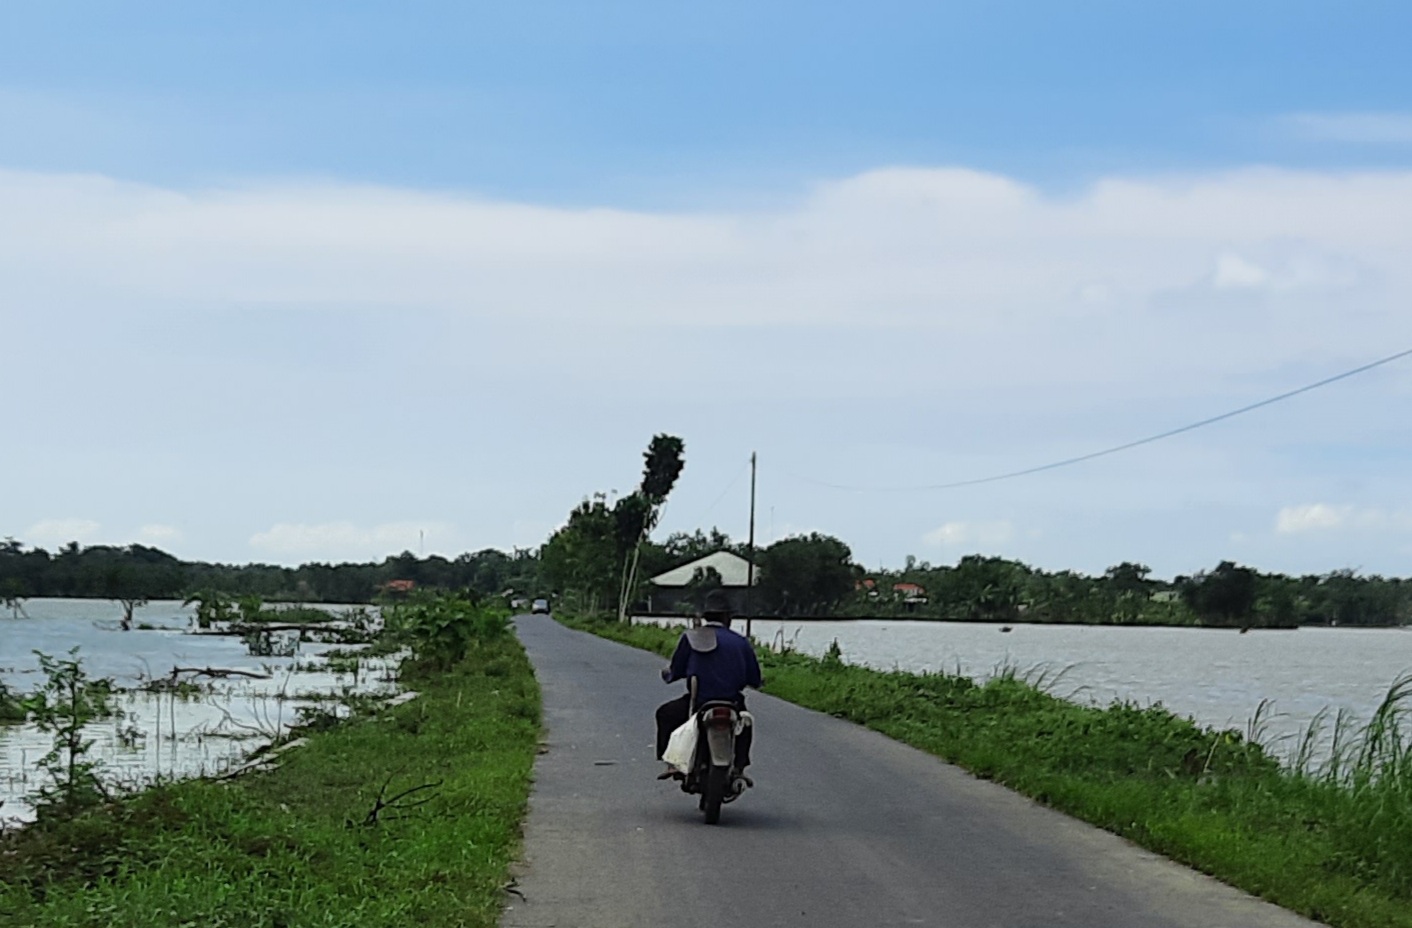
[5,3,1411,198]
[2,2,1411,578]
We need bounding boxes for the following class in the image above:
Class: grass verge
[0,630,539,928]
[563,614,1412,928]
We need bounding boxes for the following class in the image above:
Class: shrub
[384,591,512,670]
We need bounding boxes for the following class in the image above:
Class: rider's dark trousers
[655,693,752,770]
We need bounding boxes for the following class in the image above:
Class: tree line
[9,428,1409,629]
[540,498,1412,628]
[0,538,540,607]
[863,553,1411,628]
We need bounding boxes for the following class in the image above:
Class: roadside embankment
[0,596,540,928]
[563,613,1412,928]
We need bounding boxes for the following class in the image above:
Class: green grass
[0,633,540,928]
[564,615,1412,928]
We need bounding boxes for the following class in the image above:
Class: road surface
[503,616,1319,928]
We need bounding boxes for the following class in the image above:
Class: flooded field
[0,599,398,824]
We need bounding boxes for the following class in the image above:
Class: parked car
[531,598,550,614]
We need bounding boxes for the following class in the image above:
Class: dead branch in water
[170,666,274,680]
[192,623,338,635]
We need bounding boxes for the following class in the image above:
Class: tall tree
[1179,561,1258,627]
[540,497,618,612]
[616,434,686,620]
[755,533,856,617]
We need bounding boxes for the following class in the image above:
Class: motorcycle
[664,680,754,824]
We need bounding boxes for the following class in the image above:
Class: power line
[685,458,751,528]
[794,346,1412,493]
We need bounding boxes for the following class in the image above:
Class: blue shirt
[664,623,763,704]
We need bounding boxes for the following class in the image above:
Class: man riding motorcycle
[655,589,762,780]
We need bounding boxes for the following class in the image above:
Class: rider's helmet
[702,590,733,626]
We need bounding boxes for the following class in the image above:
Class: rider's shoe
[657,765,681,780]
[723,773,752,803]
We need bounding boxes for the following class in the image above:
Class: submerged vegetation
[0,680,26,724]
[20,650,122,820]
[0,594,539,928]
[567,614,1412,928]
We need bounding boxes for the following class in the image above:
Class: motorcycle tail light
[707,707,734,726]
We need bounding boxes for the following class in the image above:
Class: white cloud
[1210,247,1363,294]
[24,518,103,548]
[249,521,456,562]
[3,165,1411,348]
[1275,504,1412,535]
[923,520,1014,547]
[136,524,183,545]
[1212,253,1270,290]
[4,161,1412,575]
[1276,504,1353,533]
[1284,112,1412,145]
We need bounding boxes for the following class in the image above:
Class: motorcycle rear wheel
[702,765,727,824]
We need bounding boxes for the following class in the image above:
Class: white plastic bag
[662,716,698,772]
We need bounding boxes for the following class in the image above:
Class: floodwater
[0,598,397,824]
[638,616,1412,758]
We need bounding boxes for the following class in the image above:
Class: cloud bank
[4,165,1410,341]
[4,162,1412,571]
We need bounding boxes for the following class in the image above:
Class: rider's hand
[660,667,672,682]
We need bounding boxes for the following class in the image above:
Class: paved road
[503,616,1319,928]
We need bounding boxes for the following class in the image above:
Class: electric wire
[685,458,751,529]
[792,346,1412,493]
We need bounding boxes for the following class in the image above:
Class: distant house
[893,582,926,599]
[382,579,416,594]
[893,582,928,610]
[646,551,760,616]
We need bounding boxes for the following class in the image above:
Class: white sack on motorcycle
[662,717,699,772]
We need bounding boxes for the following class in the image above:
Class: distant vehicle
[531,598,550,614]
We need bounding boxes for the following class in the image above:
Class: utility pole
[745,451,757,640]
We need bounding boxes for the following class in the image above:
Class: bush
[0,678,27,723]
[384,591,513,670]
[23,649,120,819]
